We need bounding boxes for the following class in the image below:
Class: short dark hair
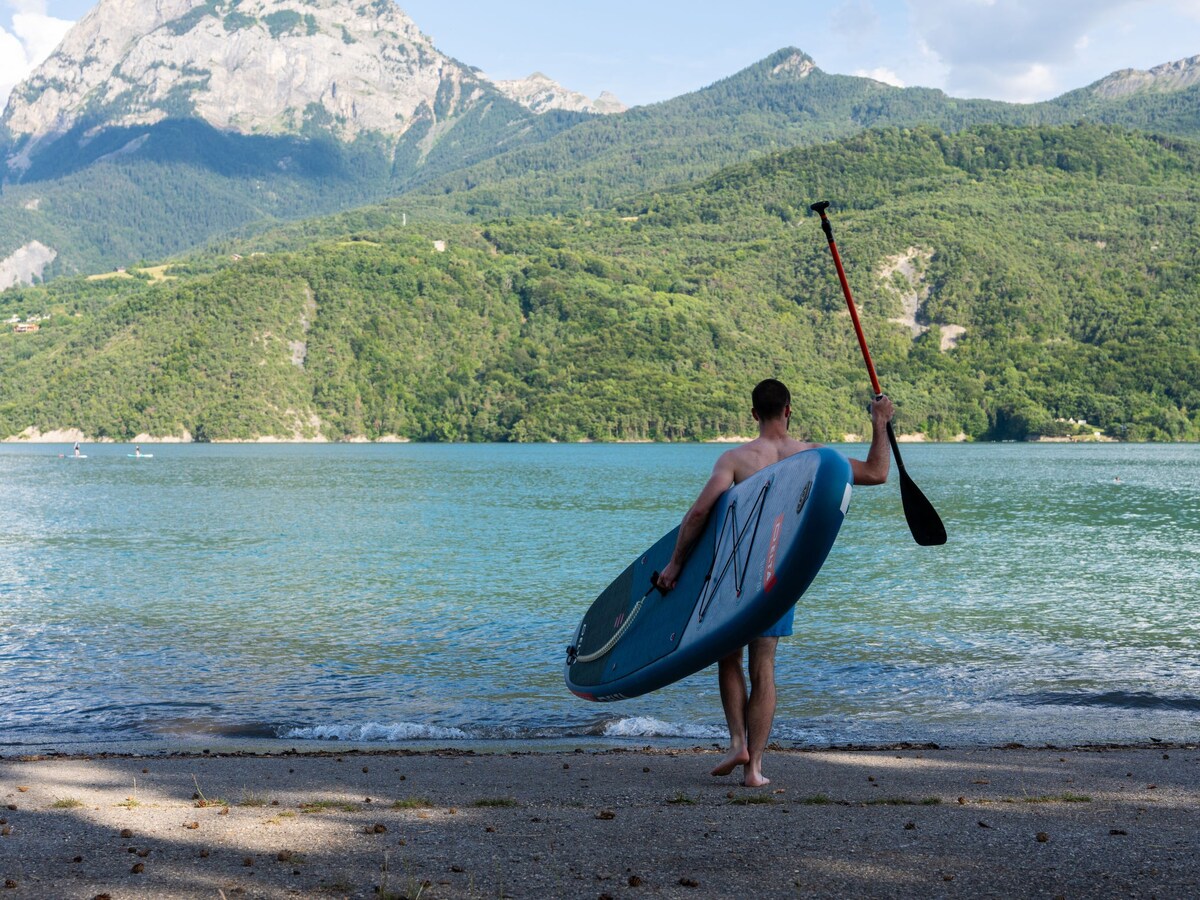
[752,379,791,419]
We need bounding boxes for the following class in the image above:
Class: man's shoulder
[722,438,772,465]
[722,439,761,459]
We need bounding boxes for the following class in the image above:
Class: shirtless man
[655,378,893,787]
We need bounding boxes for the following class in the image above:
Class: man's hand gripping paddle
[810,200,947,546]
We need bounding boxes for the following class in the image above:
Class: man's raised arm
[849,395,894,486]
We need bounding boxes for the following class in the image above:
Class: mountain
[3,0,621,161]
[1086,55,1200,99]
[1039,55,1200,135]
[488,72,625,115]
[401,49,1200,218]
[2,123,1197,443]
[3,3,1200,287]
[0,0,599,279]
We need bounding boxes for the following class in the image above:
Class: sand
[2,744,1198,898]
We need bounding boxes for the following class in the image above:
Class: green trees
[2,123,1198,442]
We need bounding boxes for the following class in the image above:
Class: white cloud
[854,66,906,87]
[907,0,1139,100]
[0,0,73,110]
[999,63,1058,103]
[831,0,882,37]
[0,25,29,85]
[14,9,73,58]
[0,26,31,110]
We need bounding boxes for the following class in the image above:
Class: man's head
[752,378,791,422]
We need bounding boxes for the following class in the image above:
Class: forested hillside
[0,103,583,279]
[402,49,1200,217]
[6,48,1200,280]
[1,124,1197,443]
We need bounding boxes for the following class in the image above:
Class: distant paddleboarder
[73,441,81,458]
[655,379,894,787]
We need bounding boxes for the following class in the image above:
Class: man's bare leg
[710,648,750,776]
[742,636,779,787]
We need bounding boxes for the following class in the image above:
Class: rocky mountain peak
[1089,54,1200,100]
[2,0,626,165]
[3,0,487,154]
[770,49,817,80]
[488,71,625,115]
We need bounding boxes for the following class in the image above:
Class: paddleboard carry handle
[569,574,661,665]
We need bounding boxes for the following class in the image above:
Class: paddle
[810,200,947,546]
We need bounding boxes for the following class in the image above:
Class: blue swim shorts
[760,605,795,638]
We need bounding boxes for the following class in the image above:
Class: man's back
[725,435,819,485]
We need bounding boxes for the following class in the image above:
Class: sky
[4,0,1200,111]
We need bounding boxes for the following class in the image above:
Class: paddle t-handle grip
[810,200,833,241]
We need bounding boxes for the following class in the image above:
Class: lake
[1,441,1197,752]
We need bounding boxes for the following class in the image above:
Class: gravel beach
[2,744,1198,898]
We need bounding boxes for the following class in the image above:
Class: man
[655,379,893,787]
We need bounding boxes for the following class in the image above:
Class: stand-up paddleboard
[566,447,852,701]
[126,454,154,458]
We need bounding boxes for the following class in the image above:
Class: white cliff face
[2,0,626,156]
[3,0,488,146]
[0,241,57,290]
[1090,55,1200,100]
[771,51,816,80]
[489,71,625,115]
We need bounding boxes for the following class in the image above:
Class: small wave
[601,717,727,740]
[1021,691,1200,712]
[281,722,472,742]
[274,717,820,744]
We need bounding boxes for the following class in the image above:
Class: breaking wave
[280,722,472,742]
[599,717,726,739]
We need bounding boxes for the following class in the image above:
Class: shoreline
[5,737,1200,763]
[7,436,1171,446]
[5,433,925,445]
[5,734,1199,760]
[3,744,1197,898]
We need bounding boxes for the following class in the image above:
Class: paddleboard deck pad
[566,447,852,701]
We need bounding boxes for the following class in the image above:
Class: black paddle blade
[898,469,947,546]
[886,421,947,546]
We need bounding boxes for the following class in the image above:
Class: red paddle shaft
[811,201,882,397]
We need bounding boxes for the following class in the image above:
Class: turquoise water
[1,442,1198,751]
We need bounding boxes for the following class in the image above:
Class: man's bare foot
[742,770,771,788]
[710,746,750,776]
